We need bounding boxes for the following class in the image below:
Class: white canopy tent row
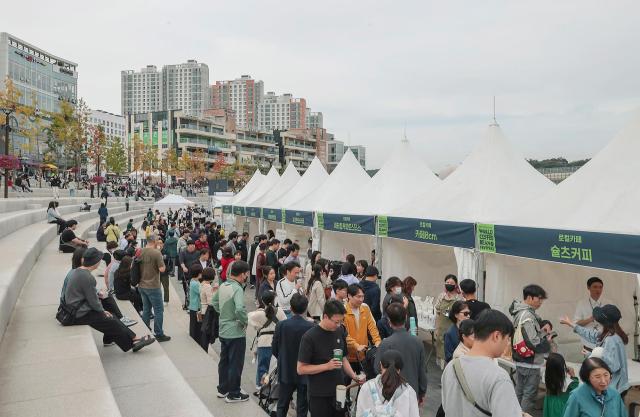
[263,157,330,249]
[381,122,555,306]
[222,169,265,230]
[318,138,440,273]
[283,150,372,261]
[233,166,280,238]
[153,194,195,211]
[481,112,640,362]
[245,162,301,239]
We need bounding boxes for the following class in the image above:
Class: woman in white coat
[356,349,419,417]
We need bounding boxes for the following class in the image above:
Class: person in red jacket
[219,246,234,282]
[195,232,209,252]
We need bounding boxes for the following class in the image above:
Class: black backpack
[130,256,143,286]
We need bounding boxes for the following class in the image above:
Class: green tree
[86,125,107,177]
[105,137,127,175]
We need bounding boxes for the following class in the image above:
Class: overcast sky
[3,1,639,170]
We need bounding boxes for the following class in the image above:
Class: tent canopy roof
[238,166,280,207]
[505,110,640,234]
[276,157,329,210]
[392,123,554,223]
[228,169,264,205]
[289,150,370,212]
[332,139,440,215]
[257,162,301,208]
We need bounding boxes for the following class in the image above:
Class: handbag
[512,313,535,358]
[55,274,83,326]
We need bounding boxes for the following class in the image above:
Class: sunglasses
[461,311,471,317]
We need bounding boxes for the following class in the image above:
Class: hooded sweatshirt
[509,300,550,368]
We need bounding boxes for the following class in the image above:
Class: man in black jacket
[272,293,314,417]
[375,303,427,406]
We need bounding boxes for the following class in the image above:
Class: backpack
[130,256,143,286]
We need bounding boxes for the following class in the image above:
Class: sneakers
[156,334,171,342]
[103,341,115,346]
[120,316,138,327]
[216,391,228,398]
[225,393,250,403]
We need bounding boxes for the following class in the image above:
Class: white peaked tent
[235,166,280,237]
[321,138,440,263]
[255,162,301,209]
[384,122,554,300]
[228,169,265,206]
[288,150,371,261]
[153,194,195,211]
[485,113,640,360]
[267,158,329,246]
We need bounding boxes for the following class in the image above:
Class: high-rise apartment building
[0,32,78,156]
[121,60,209,117]
[258,92,307,131]
[87,109,126,176]
[210,75,263,130]
[306,110,323,129]
[326,140,367,173]
[162,60,209,116]
[121,65,162,115]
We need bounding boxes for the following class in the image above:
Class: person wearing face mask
[434,274,462,370]
[382,277,404,318]
[211,260,251,403]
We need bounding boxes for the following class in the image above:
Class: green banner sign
[477,223,496,253]
[222,205,232,214]
[317,212,324,230]
[378,216,389,237]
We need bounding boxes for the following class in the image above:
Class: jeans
[283,310,292,319]
[256,346,272,386]
[218,337,246,397]
[515,366,541,414]
[277,382,308,417]
[139,287,165,336]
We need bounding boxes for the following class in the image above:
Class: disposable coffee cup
[336,385,347,408]
[333,348,343,362]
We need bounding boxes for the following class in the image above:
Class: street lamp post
[2,106,17,199]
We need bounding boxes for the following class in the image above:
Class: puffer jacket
[509,300,550,368]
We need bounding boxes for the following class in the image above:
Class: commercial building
[121,60,209,118]
[0,32,78,156]
[326,140,367,173]
[89,109,126,143]
[279,129,317,171]
[210,75,263,130]
[258,92,307,132]
[235,130,278,170]
[126,110,235,175]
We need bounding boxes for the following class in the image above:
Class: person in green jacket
[543,353,579,417]
[163,230,179,277]
[563,357,626,417]
[211,260,250,403]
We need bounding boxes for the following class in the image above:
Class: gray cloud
[2,0,639,170]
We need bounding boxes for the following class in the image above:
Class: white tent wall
[485,253,638,362]
[320,231,375,263]
[282,223,313,249]
[380,238,458,301]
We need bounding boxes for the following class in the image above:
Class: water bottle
[410,317,417,336]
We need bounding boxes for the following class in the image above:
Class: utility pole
[2,106,17,199]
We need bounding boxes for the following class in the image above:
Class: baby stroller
[257,367,279,417]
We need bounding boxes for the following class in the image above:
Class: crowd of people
[53,203,634,417]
